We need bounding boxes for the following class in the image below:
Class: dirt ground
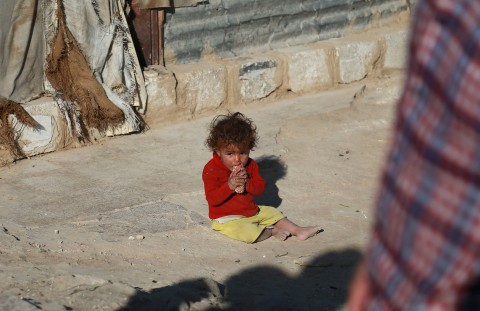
[0,72,403,311]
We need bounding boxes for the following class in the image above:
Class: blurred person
[348,0,480,309]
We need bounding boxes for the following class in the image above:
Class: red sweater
[202,152,266,219]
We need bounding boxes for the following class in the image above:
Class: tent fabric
[0,0,146,135]
[45,1,126,133]
[0,0,44,103]
[136,0,204,9]
[0,98,40,159]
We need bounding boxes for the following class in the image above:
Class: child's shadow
[254,155,287,208]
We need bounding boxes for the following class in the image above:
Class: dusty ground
[0,72,403,311]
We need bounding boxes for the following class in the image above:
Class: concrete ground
[0,72,403,311]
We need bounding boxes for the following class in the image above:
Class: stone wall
[163,0,411,64]
[145,24,409,124]
[3,3,412,166]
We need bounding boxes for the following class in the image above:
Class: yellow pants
[211,206,285,243]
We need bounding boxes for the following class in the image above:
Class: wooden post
[129,0,165,66]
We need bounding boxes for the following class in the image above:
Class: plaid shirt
[364,0,480,309]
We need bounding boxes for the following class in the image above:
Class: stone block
[336,40,378,83]
[383,30,409,70]
[236,57,282,102]
[281,46,332,93]
[168,62,227,115]
[10,97,63,157]
[143,65,178,123]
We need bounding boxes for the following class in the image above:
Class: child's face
[215,144,250,171]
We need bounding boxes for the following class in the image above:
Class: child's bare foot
[295,226,322,241]
[271,227,291,241]
[254,226,290,243]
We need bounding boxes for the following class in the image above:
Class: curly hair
[205,112,258,151]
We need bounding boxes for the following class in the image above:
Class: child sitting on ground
[202,112,321,243]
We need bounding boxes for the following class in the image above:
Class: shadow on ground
[255,155,287,208]
[117,248,362,311]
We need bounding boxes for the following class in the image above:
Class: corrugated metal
[162,0,410,64]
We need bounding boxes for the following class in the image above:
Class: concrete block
[168,62,227,115]
[10,97,63,157]
[144,66,177,109]
[143,65,178,123]
[237,57,282,102]
[281,46,332,93]
[336,40,378,83]
[383,30,409,70]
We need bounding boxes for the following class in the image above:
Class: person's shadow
[116,248,362,311]
[254,155,287,208]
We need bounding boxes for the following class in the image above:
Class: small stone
[54,230,59,234]
[128,236,135,240]
[136,235,145,240]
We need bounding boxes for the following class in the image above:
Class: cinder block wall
[164,0,411,64]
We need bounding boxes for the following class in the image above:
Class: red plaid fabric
[363,0,480,309]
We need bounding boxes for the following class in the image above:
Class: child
[202,112,321,243]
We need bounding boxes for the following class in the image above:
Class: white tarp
[0,0,44,103]
[136,0,204,9]
[0,0,147,131]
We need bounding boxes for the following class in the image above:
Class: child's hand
[229,165,247,193]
